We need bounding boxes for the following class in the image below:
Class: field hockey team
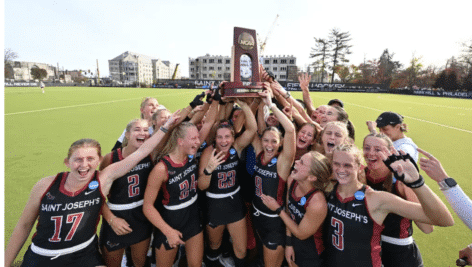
[6,67,472,267]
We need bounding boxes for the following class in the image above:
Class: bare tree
[4,48,18,65]
[310,38,330,83]
[328,28,352,83]
[460,39,472,73]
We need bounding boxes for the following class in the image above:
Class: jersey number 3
[49,212,84,242]
[331,217,344,250]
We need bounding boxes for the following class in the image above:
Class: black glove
[213,87,223,104]
[206,90,213,104]
[190,92,205,108]
[382,153,424,188]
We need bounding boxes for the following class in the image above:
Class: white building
[5,61,56,81]
[189,54,297,81]
[109,51,180,85]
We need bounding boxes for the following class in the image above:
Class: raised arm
[233,99,257,154]
[298,73,316,117]
[260,88,296,180]
[418,148,472,230]
[370,148,454,227]
[100,112,180,195]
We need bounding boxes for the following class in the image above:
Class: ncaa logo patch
[88,180,99,190]
[271,158,277,164]
[354,190,365,200]
[230,148,236,155]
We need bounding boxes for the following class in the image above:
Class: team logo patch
[46,192,55,200]
[188,154,194,159]
[354,190,365,200]
[298,196,306,206]
[230,148,236,155]
[201,141,207,148]
[271,158,277,164]
[88,181,99,190]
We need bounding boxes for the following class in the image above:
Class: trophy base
[222,82,264,97]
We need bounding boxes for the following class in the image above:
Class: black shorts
[292,236,323,267]
[381,239,423,267]
[152,200,203,250]
[252,206,285,250]
[21,236,104,267]
[99,205,153,251]
[206,189,246,227]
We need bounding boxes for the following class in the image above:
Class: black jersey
[287,181,324,255]
[159,155,198,207]
[324,184,384,267]
[252,152,286,215]
[107,148,153,204]
[208,147,240,195]
[366,171,413,238]
[32,172,105,250]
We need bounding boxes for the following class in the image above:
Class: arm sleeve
[442,185,472,231]
[396,143,419,162]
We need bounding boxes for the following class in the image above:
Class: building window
[218,59,222,63]
[190,68,194,72]
[273,67,277,71]
[203,74,207,78]
[209,59,214,63]
[273,59,278,64]
[281,67,286,71]
[209,67,214,70]
[265,67,269,71]
[218,74,222,78]
[289,59,295,64]
[281,59,287,64]
[226,67,230,71]
[280,75,286,79]
[218,67,222,70]
[203,67,207,71]
[191,74,195,78]
[225,59,230,64]
[203,59,207,63]
[265,60,270,64]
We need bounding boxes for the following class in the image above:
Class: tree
[433,70,447,90]
[309,38,330,83]
[328,28,352,83]
[459,39,472,72]
[31,67,48,81]
[4,48,18,79]
[406,55,423,87]
[462,71,472,91]
[444,69,460,91]
[378,49,402,87]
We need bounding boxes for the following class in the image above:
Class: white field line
[373,95,472,111]
[5,92,190,116]
[312,95,472,134]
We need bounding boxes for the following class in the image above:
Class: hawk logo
[106,241,120,248]
[46,192,55,200]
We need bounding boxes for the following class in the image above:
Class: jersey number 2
[49,212,84,242]
[218,170,236,189]
[128,174,140,197]
[179,174,197,200]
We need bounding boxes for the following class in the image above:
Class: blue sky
[4,0,471,77]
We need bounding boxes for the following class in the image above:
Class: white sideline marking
[312,95,472,134]
[5,92,189,116]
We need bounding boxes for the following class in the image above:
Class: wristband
[286,235,293,246]
[403,174,425,189]
[284,91,291,99]
[275,206,284,215]
[203,168,212,176]
[160,126,168,133]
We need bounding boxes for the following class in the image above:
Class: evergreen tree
[328,28,352,83]
[309,38,330,83]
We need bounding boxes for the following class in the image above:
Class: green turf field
[4,86,472,266]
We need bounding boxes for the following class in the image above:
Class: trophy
[221,27,264,97]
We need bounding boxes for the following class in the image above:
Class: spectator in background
[367,111,418,162]
[40,81,45,93]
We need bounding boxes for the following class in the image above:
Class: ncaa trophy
[221,27,264,97]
